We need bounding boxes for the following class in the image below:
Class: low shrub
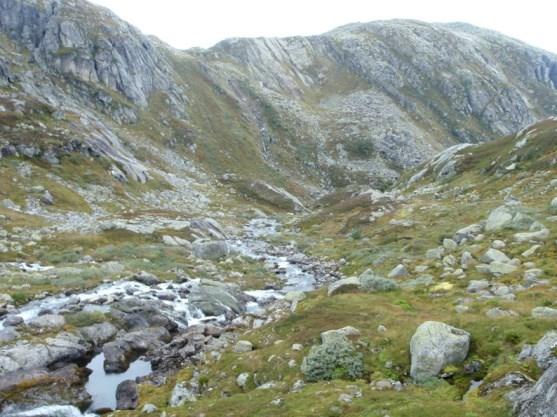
[301,337,364,382]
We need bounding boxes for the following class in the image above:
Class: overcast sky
[89,0,557,53]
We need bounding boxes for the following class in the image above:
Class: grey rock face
[0,0,181,108]
[410,321,471,382]
[510,362,557,417]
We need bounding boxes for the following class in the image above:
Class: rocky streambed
[0,218,342,416]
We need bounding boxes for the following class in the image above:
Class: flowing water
[2,218,324,417]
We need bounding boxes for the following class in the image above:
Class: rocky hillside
[1,0,557,200]
[2,0,557,416]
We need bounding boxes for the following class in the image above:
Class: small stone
[291,379,305,392]
[522,245,542,257]
[467,280,490,293]
[461,251,475,270]
[40,190,54,205]
[388,264,408,278]
[169,382,197,406]
[532,307,557,319]
[338,393,353,403]
[233,340,254,353]
[141,404,158,414]
[374,379,394,390]
[480,248,511,264]
[426,247,445,260]
[291,343,303,351]
[491,240,506,249]
[486,307,518,319]
[236,372,250,388]
[443,238,458,251]
[321,326,360,343]
[550,197,557,214]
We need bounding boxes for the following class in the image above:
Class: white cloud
[89,0,557,53]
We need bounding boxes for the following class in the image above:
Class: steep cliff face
[0,0,182,108]
[1,0,557,199]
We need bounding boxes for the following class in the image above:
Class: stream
[2,218,332,417]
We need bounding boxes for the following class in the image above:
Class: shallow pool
[85,353,152,411]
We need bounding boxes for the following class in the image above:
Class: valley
[1,1,557,416]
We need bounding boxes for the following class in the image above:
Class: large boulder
[192,240,230,260]
[188,280,245,316]
[480,248,510,264]
[327,277,361,296]
[28,314,66,330]
[485,206,513,231]
[485,206,534,232]
[103,327,170,373]
[116,379,139,410]
[79,322,118,347]
[410,321,471,382]
[240,180,306,212]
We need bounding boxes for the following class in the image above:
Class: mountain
[1,0,557,200]
[2,1,557,416]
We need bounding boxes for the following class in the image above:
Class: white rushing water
[0,279,215,331]
[231,218,316,298]
[2,218,321,416]
[4,405,97,417]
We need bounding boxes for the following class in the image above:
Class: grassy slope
[110,120,557,416]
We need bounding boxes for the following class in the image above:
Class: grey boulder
[192,240,230,260]
[116,379,139,410]
[28,314,66,330]
[410,321,470,383]
[327,277,361,296]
